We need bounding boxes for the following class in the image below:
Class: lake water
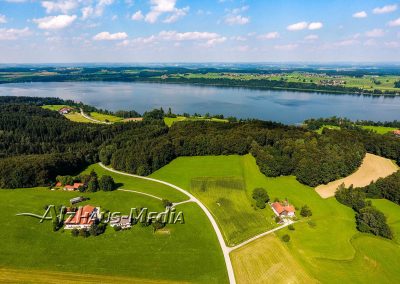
[1,82,399,124]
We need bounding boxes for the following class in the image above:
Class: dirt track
[315,153,398,198]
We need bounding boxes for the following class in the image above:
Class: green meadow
[361,125,398,134]
[89,112,124,123]
[151,155,277,246]
[0,170,228,282]
[164,116,228,127]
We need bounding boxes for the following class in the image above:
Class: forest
[0,97,399,190]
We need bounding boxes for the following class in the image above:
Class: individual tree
[300,205,312,217]
[282,234,290,242]
[99,175,115,191]
[252,187,269,209]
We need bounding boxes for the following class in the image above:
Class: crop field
[231,234,316,284]
[315,153,398,198]
[0,185,228,282]
[151,155,277,246]
[90,112,123,123]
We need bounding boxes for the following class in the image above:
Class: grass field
[315,153,398,198]
[151,155,277,246]
[90,112,123,123]
[64,112,95,123]
[42,104,71,111]
[0,166,229,283]
[371,199,400,244]
[361,125,398,134]
[231,234,317,284]
[164,116,228,127]
[152,154,400,283]
[315,124,340,134]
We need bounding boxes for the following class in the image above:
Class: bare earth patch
[315,153,398,198]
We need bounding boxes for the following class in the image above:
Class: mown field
[0,166,228,283]
[164,116,228,127]
[89,112,124,123]
[153,154,400,283]
[151,155,277,246]
[315,124,398,135]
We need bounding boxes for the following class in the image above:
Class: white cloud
[373,4,397,14]
[335,39,358,46]
[308,22,323,30]
[158,30,226,46]
[132,10,144,21]
[258,32,279,40]
[0,15,7,24]
[5,0,27,2]
[287,21,308,31]
[353,11,367,18]
[33,14,77,30]
[225,14,249,25]
[274,44,298,51]
[0,27,30,40]
[41,1,78,14]
[388,17,400,27]
[384,41,400,48]
[81,6,94,20]
[304,34,318,40]
[365,28,385,38]
[164,6,189,23]
[287,21,323,31]
[224,6,249,25]
[93,31,128,40]
[145,0,188,24]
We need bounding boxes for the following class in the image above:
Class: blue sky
[0,0,400,63]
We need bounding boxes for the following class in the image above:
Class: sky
[0,0,400,63]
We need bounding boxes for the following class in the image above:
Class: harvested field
[231,234,316,284]
[316,153,398,198]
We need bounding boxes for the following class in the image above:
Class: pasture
[361,125,398,134]
[0,185,228,283]
[315,153,398,198]
[89,112,123,123]
[151,155,277,246]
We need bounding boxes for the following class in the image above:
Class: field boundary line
[99,162,236,284]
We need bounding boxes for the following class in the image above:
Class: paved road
[117,188,163,200]
[99,163,237,284]
[80,108,111,124]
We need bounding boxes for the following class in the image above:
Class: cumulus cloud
[258,32,279,40]
[308,22,323,30]
[41,1,78,14]
[388,17,400,27]
[81,6,94,20]
[33,14,77,30]
[145,0,188,24]
[159,30,226,45]
[287,21,323,31]
[287,21,308,31]
[353,11,367,18]
[224,6,249,25]
[0,27,30,40]
[0,15,7,24]
[93,31,128,40]
[373,4,397,14]
[132,10,144,21]
[365,28,385,38]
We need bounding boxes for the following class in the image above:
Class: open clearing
[315,153,398,198]
[231,234,316,284]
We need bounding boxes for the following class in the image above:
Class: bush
[162,199,173,208]
[308,220,316,228]
[300,205,312,217]
[99,175,116,191]
[288,224,295,230]
[252,187,269,209]
[282,234,290,242]
[79,229,89,238]
[113,225,122,231]
[356,206,392,239]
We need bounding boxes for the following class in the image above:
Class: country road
[100,163,295,284]
[80,108,111,124]
[99,163,237,284]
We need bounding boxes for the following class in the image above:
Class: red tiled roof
[272,202,295,214]
[64,183,84,190]
[65,205,96,225]
[55,182,62,187]
[393,130,400,135]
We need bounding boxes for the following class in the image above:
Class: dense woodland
[0,97,399,191]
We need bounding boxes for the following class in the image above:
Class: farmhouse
[271,201,295,217]
[64,205,100,230]
[393,130,400,137]
[63,183,84,191]
[58,107,73,114]
[110,215,132,229]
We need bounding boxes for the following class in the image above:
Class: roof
[59,107,72,112]
[55,182,62,187]
[393,130,400,135]
[65,205,96,226]
[64,183,84,190]
[272,202,295,214]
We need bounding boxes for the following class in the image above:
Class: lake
[0,82,399,124]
